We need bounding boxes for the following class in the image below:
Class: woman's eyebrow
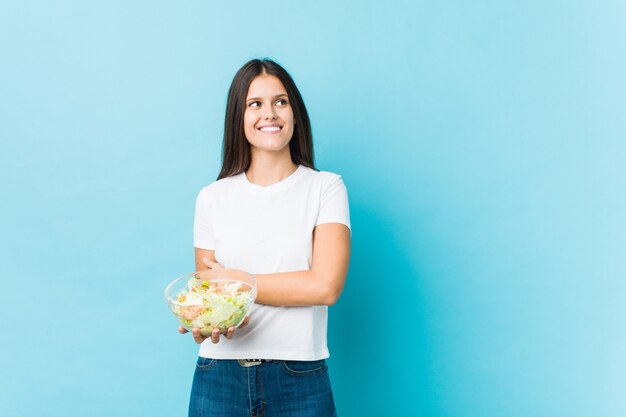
[246,94,288,101]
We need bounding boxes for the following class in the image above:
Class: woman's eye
[248,101,261,108]
[276,99,288,106]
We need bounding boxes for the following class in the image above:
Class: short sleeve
[193,187,215,250]
[315,174,351,231]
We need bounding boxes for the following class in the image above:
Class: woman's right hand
[178,316,250,344]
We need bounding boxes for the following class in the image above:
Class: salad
[168,276,255,335]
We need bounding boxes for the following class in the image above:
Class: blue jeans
[189,357,337,417]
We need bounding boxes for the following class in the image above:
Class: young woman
[179,58,351,417]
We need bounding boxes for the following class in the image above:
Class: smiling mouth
[258,126,283,134]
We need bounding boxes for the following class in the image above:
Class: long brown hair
[217,59,315,180]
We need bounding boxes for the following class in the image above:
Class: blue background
[1,1,625,416]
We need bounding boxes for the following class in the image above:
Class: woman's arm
[255,223,350,306]
[194,248,216,271]
[195,223,351,307]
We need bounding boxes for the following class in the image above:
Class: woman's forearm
[254,269,346,307]
[195,224,350,307]
[252,224,351,307]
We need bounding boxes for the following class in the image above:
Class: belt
[238,359,275,367]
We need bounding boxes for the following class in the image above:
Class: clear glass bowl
[164,269,256,336]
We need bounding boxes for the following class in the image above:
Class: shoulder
[196,174,243,201]
[299,166,347,189]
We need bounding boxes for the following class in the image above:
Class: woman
[179,58,351,417]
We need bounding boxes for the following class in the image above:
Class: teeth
[259,126,281,133]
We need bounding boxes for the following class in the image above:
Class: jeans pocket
[196,357,216,370]
[281,359,327,376]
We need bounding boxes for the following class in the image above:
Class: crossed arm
[179,223,351,344]
[195,223,351,306]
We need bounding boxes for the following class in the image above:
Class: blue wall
[1,1,625,416]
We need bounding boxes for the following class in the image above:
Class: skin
[179,73,351,344]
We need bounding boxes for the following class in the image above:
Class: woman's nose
[264,107,277,120]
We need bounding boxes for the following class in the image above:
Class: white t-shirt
[193,165,351,360]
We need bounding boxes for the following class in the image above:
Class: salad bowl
[165,269,256,336]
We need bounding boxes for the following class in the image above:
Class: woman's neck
[246,151,298,186]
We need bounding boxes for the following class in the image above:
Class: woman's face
[243,74,295,157]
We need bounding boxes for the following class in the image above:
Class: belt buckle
[238,359,262,367]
